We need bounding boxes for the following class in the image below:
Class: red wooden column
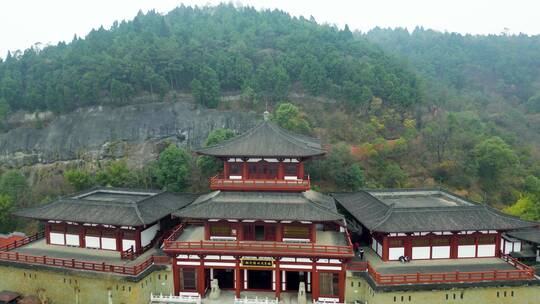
[311,259,319,301]
[223,161,230,178]
[297,162,305,179]
[382,236,389,261]
[404,234,412,258]
[234,259,242,298]
[495,231,502,257]
[277,161,285,179]
[135,228,142,253]
[310,224,317,243]
[79,226,86,248]
[450,233,458,259]
[242,161,248,179]
[204,222,210,240]
[338,269,346,303]
[197,262,206,296]
[115,228,123,252]
[172,258,180,295]
[275,223,283,242]
[44,222,51,245]
[474,232,479,258]
[275,259,281,299]
[237,223,245,241]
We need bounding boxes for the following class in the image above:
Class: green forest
[0,5,540,233]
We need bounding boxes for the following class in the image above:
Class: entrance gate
[247,270,273,290]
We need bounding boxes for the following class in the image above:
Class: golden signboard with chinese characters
[241,258,274,268]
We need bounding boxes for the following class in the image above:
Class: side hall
[334,189,536,262]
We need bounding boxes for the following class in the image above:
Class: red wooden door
[244,225,254,241]
[265,226,276,241]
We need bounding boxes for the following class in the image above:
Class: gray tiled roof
[333,190,537,233]
[14,187,197,226]
[174,190,344,222]
[195,121,325,158]
[506,227,540,244]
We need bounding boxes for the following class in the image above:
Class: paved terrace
[11,239,158,267]
[0,235,170,276]
[348,247,536,285]
[362,247,514,274]
[176,225,348,247]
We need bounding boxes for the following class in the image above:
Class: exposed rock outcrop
[0,102,257,168]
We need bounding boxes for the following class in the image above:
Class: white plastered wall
[85,236,100,248]
[101,237,117,250]
[141,222,160,247]
[65,234,80,246]
[122,239,137,251]
[50,232,65,245]
[457,245,476,258]
[477,244,495,257]
[432,246,450,259]
[389,247,404,260]
[412,247,430,259]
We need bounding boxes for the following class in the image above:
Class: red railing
[120,246,136,260]
[364,255,535,285]
[121,229,168,260]
[209,174,310,191]
[166,223,186,242]
[153,255,172,265]
[347,261,368,271]
[164,239,353,257]
[501,253,534,272]
[0,250,162,276]
[0,231,45,252]
[164,223,353,257]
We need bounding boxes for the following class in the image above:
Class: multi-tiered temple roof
[196,120,325,158]
[174,190,343,222]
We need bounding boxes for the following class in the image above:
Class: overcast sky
[1,0,539,59]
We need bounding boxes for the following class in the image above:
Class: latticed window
[85,227,101,236]
[411,238,430,247]
[458,236,475,245]
[123,230,137,240]
[283,225,309,238]
[101,229,116,238]
[432,237,450,246]
[50,224,65,232]
[284,163,297,176]
[180,268,197,291]
[388,239,404,247]
[210,224,232,236]
[267,163,278,178]
[478,235,496,245]
[319,272,339,296]
[66,225,80,234]
[249,163,258,175]
[230,163,242,175]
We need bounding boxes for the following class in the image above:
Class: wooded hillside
[0,6,539,234]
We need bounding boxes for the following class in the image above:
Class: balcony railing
[163,224,353,258]
[209,174,310,191]
[0,231,45,252]
[347,255,535,285]
[0,230,170,276]
[0,250,159,276]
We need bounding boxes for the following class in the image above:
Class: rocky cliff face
[0,102,257,168]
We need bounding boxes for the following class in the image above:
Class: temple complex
[0,113,538,304]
